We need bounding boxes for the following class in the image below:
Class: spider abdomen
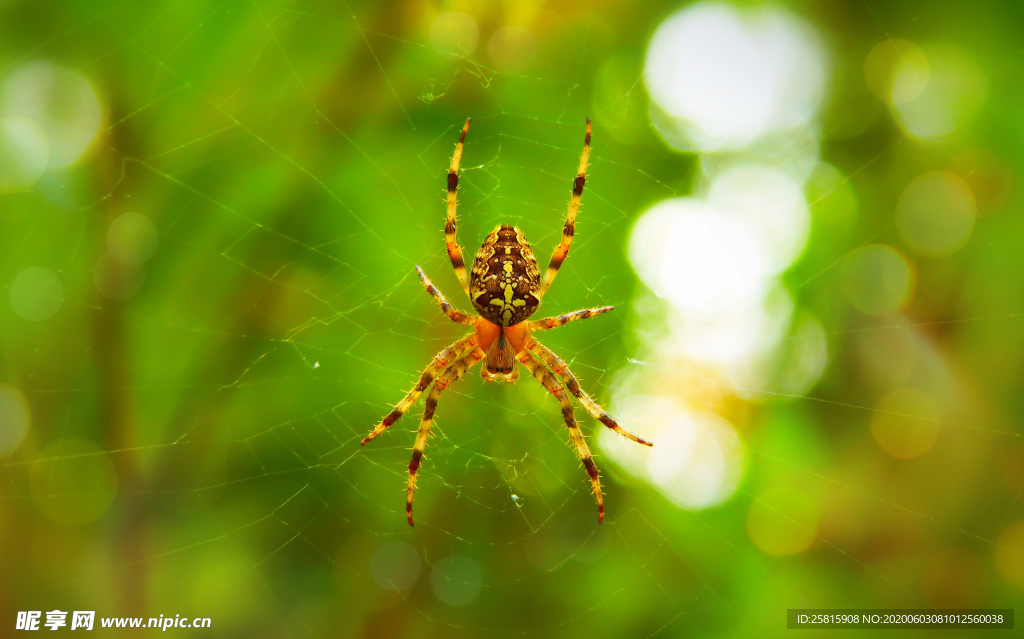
[470,225,541,327]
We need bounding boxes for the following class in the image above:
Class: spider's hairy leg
[362,333,478,445]
[407,348,485,526]
[528,306,613,332]
[416,266,475,325]
[446,118,472,297]
[527,340,652,447]
[539,118,591,298]
[517,350,605,523]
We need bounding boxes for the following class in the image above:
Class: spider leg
[528,305,613,332]
[362,333,478,445]
[407,347,485,526]
[445,118,472,297]
[516,350,605,523]
[416,266,475,325]
[527,340,653,447]
[539,119,591,298]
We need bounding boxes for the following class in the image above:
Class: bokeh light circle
[661,209,765,315]
[0,61,101,168]
[871,387,941,459]
[9,266,64,321]
[708,164,810,274]
[893,46,987,139]
[107,212,159,265]
[777,314,829,396]
[30,438,118,526]
[0,384,31,458]
[864,39,929,105]
[488,26,538,74]
[599,394,677,480]
[646,411,745,510]
[429,12,479,59]
[840,244,914,315]
[644,2,826,150]
[430,555,482,606]
[370,541,421,591]
[0,116,49,193]
[746,486,819,556]
[667,287,792,367]
[994,520,1024,589]
[896,170,976,258]
[630,199,766,316]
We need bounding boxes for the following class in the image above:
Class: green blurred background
[1,0,1023,636]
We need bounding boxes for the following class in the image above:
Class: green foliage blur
[1,0,1023,637]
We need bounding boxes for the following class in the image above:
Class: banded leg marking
[540,119,591,297]
[362,333,478,445]
[407,348,485,526]
[517,351,604,523]
[416,266,475,325]
[528,306,613,332]
[446,118,472,297]
[528,340,652,447]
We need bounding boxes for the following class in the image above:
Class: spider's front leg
[416,265,475,325]
[539,119,591,298]
[516,350,605,523]
[528,305,613,332]
[407,348,485,525]
[362,333,477,445]
[445,118,472,297]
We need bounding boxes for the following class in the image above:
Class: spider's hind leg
[407,348,485,525]
[362,333,477,445]
[527,340,652,447]
[517,350,604,523]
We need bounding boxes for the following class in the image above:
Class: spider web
[2,0,1023,636]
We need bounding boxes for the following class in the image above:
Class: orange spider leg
[516,350,604,523]
[362,333,477,445]
[528,306,613,332]
[407,347,485,525]
[539,119,591,297]
[446,119,472,297]
[527,340,652,447]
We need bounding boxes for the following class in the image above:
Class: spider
[362,118,653,526]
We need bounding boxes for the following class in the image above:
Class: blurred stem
[94,242,146,616]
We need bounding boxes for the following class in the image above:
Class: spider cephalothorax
[362,118,653,526]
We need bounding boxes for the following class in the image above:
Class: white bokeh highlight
[0,116,49,193]
[0,61,101,168]
[708,164,810,274]
[607,2,831,512]
[599,394,745,510]
[645,2,826,151]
